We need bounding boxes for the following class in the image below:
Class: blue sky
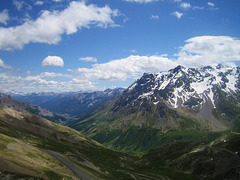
[0,0,240,93]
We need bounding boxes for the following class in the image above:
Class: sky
[0,0,240,93]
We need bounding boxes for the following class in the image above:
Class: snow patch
[128,82,137,92]
[138,91,154,99]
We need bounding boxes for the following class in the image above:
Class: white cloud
[0,73,24,92]
[151,15,159,20]
[52,0,62,2]
[180,2,191,9]
[0,1,120,50]
[207,2,215,7]
[0,59,11,69]
[35,1,44,6]
[79,57,98,62]
[39,72,71,78]
[13,0,32,11]
[124,0,159,3]
[0,10,9,25]
[0,71,93,93]
[23,76,93,92]
[75,55,177,81]
[71,36,240,82]
[176,36,240,67]
[1,36,239,93]
[171,11,183,19]
[42,56,64,67]
[13,0,24,11]
[192,6,204,10]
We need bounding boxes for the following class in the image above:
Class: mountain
[7,91,59,106]
[7,88,124,122]
[0,93,197,179]
[39,88,125,121]
[0,93,66,124]
[72,65,240,152]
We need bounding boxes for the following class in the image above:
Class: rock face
[73,65,240,152]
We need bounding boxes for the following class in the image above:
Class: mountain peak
[170,65,186,74]
[123,65,240,112]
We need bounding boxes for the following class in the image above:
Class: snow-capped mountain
[111,64,240,130]
[126,64,239,110]
[73,65,240,152]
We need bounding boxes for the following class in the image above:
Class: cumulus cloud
[0,70,93,93]
[124,0,159,3]
[180,2,191,9]
[176,36,240,67]
[23,76,94,92]
[70,36,240,82]
[79,57,98,62]
[207,2,215,7]
[171,11,183,19]
[0,1,120,50]
[74,55,177,81]
[1,36,239,93]
[0,73,24,92]
[42,56,64,67]
[0,10,9,25]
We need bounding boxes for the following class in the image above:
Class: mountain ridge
[8,88,125,122]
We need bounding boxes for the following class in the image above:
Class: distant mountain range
[8,88,125,122]
[6,91,59,105]
[72,65,240,152]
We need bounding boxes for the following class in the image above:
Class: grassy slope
[142,132,240,180]
[0,105,197,180]
[73,99,223,154]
